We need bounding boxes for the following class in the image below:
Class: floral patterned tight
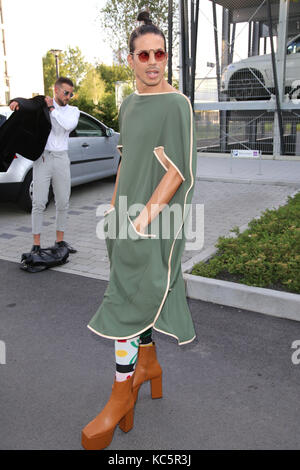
[114,329,153,382]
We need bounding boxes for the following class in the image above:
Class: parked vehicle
[221,33,300,101]
[0,106,11,125]
[0,110,120,211]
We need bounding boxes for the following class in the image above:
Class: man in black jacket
[7,77,80,254]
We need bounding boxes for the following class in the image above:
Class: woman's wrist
[133,214,147,233]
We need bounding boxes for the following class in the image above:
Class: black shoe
[55,240,77,253]
[30,245,41,254]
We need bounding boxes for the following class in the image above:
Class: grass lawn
[191,192,300,294]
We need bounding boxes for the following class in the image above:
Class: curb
[197,152,300,161]
[183,273,300,322]
[195,175,300,187]
[0,255,109,281]
[183,188,300,322]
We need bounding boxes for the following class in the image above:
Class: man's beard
[56,97,67,107]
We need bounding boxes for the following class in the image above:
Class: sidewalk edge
[183,272,300,322]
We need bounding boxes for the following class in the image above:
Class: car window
[287,38,300,55]
[75,114,105,137]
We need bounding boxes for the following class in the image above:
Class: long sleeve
[51,106,80,132]
[45,103,80,151]
[9,95,46,113]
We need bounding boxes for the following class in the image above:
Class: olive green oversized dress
[88,91,197,345]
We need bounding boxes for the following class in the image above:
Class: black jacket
[0,95,51,167]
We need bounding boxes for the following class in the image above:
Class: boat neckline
[134,90,181,96]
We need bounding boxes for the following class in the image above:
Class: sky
[3,0,112,62]
[3,0,113,97]
[2,0,249,99]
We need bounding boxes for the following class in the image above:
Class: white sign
[231,149,261,159]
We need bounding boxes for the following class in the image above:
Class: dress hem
[87,323,196,346]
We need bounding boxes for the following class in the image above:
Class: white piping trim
[153,326,196,346]
[87,324,195,346]
[151,94,195,329]
[153,148,168,172]
[134,90,179,96]
[87,323,156,341]
[127,212,156,238]
[153,146,185,182]
[104,206,116,216]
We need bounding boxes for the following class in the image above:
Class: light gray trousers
[32,150,71,235]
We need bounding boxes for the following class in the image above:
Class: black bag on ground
[20,244,69,273]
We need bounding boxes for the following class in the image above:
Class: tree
[95,63,134,130]
[42,46,88,95]
[60,47,88,89]
[42,51,57,96]
[96,63,133,93]
[99,0,178,64]
[79,65,106,104]
[71,94,120,131]
[42,50,130,132]
[97,93,119,130]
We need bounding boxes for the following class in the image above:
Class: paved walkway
[197,155,300,187]
[1,259,300,450]
[0,155,298,279]
[1,157,300,450]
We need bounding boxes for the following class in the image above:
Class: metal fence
[192,0,300,156]
[195,109,300,155]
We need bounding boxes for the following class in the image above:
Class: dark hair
[55,77,74,88]
[129,11,166,53]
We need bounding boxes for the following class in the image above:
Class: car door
[69,128,84,185]
[69,113,116,185]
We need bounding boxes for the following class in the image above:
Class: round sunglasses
[60,88,74,98]
[131,49,166,63]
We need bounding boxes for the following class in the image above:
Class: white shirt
[45,99,80,152]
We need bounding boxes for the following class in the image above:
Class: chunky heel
[133,343,163,402]
[150,374,163,399]
[119,407,134,433]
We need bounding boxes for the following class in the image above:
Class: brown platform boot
[132,342,162,403]
[81,375,135,450]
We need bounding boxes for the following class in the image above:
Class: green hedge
[191,192,300,294]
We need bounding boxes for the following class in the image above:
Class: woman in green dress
[82,11,197,450]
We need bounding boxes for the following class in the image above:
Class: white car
[221,34,300,101]
[0,107,120,211]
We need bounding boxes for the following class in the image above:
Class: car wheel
[18,170,53,212]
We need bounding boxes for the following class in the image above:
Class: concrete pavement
[196,154,300,187]
[1,258,300,450]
